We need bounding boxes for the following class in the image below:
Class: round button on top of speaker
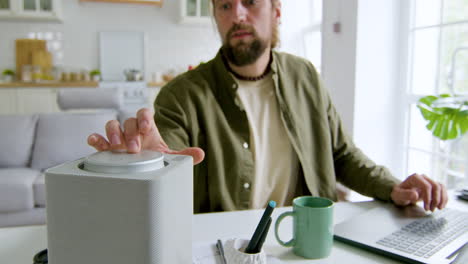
[83,150,164,174]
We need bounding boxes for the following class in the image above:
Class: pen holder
[224,238,267,264]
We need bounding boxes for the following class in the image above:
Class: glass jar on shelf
[21,65,33,82]
[81,70,90,82]
[32,65,42,82]
[70,72,78,82]
[61,72,70,82]
[51,66,61,81]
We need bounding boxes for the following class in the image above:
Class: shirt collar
[210,48,282,113]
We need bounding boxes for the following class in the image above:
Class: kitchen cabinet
[16,88,60,113]
[0,0,62,21]
[0,89,16,114]
[0,84,160,115]
[180,0,211,25]
[80,0,163,6]
[147,87,160,106]
[0,88,59,114]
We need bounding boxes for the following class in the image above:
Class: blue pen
[253,217,272,253]
[245,200,276,253]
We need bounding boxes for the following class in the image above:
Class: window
[303,0,322,72]
[403,0,468,189]
[280,0,322,71]
[180,0,211,24]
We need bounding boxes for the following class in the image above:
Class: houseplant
[417,94,468,141]
[417,94,467,188]
[90,69,101,82]
[2,69,15,82]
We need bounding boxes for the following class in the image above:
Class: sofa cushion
[0,168,40,212]
[33,173,46,207]
[0,208,46,228]
[0,115,38,167]
[31,111,118,171]
[57,88,122,110]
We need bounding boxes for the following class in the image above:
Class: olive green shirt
[154,50,400,213]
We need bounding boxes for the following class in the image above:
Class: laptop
[334,203,468,264]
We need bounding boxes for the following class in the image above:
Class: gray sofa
[0,111,117,227]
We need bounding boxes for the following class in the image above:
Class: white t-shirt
[234,73,299,209]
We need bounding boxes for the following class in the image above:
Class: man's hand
[87,108,205,165]
[391,173,448,211]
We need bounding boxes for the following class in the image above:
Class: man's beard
[221,24,268,67]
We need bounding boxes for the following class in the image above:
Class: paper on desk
[192,240,223,264]
[192,239,284,264]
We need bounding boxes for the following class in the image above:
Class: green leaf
[460,110,468,133]
[417,105,435,120]
[426,119,437,131]
[417,94,468,141]
[447,121,457,139]
[439,119,449,140]
[418,95,438,106]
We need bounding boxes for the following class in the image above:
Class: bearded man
[88,0,448,213]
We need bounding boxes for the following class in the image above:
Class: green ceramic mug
[274,196,334,259]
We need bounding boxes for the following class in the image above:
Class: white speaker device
[45,150,193,264]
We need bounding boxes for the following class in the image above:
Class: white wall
[322,0,404,178]
[0,0,221,79]
[354,0,404,177]
[279,0,320,57]
[321,0,358,135]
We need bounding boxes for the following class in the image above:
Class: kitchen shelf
[79,0,163,6]
[147,81,166,87]
[0,81,168,88]
[0,0,63,22]
[180,0,211,25]
[0,82,99,88]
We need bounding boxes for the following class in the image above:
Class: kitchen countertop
[0,81,166,88]
[0,81,99,88]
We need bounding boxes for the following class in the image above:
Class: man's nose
[232,1,248,23]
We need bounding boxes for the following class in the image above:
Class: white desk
[1,198,467,264]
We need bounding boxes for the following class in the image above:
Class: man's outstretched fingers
[167,147,205,165]
[137,108,155,135]
[440,183,448,209]
[392,187,419,206]
[413,174,432,211]
[392,173,449,211]
[424,175,440,211]
[105,120,126,150]
[137,108,169,150]
[124,118,141,153]
[88,133,110,151]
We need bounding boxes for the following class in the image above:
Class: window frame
[401,0,468,188]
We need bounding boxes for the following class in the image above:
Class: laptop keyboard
[376,208,468,259]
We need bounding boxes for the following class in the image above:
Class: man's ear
[273,0,281,24]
